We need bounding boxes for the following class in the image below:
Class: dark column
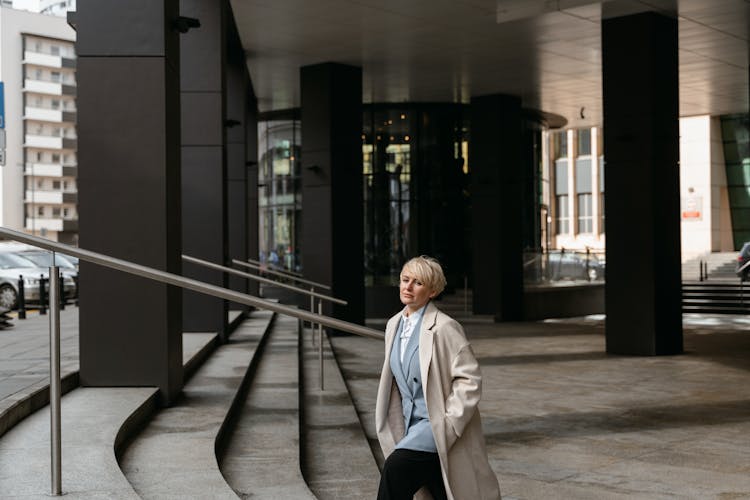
[225,13,248,304]
[180,0,228,338]
[246,86,260,298]
[300,63,364,325]
[76,0,182,403]
[602,11,682,355]
[470,94,524,321]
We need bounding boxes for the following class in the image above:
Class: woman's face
[400,268,436,313]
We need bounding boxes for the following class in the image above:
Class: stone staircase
[682,252,739,281]
[682,281,750,315]
[0,309,381,499]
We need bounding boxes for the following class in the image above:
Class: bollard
[17,275,26,319]
[39,274,48,315]
[59,272,65,311]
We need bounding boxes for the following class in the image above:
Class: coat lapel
[418,301,438,388]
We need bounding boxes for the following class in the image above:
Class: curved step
[220,314,316,498]
[118,310,275,499]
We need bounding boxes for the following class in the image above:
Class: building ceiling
[230,0,750,128]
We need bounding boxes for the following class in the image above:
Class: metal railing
[183,254,349,390]
[0,226,382,496]
[232,258,331,290]
[245,256,304,278]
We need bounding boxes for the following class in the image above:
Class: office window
[577,129,591,156]
[578,193,593,233]
[556,195,569,234]
[553,131,568,158]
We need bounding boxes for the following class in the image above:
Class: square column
[602,11,682,355]
[300,63,364,324]
[470,94,524,321]
[180,0,229,338]
[76,0,183,403]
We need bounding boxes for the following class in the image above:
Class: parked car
[737,241,750,281]
[0,252,76,309]
[547,251,604,281]
[14,249,78,298]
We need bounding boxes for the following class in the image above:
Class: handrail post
[318,299,324,391]
[49,263,62,496]
[310,287,316,345]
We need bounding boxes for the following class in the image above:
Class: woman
[375,256,501,500]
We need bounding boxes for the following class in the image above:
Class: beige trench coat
[375,301,501,500]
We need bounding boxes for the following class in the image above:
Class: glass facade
[363,104,470,287]
[257,118,302,272]
[720,114,750,248]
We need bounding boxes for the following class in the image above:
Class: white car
[0,252,76,309]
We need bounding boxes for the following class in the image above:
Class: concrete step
[219,314,316,498]
[118,310,274,499]
[300,327,380,498]
[0,330,220,498]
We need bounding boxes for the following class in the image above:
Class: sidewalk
[334,313,750,499]
[0,308,79,436]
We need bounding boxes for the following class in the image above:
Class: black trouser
[377,449,448,500]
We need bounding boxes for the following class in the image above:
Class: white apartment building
[0,7,77,243]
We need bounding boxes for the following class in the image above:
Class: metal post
[59,272,65,311]
[48,264,62,495]
[318,299,324,390]
[310,287,316,345]
[17,275,26,319]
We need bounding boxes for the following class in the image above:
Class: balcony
[24,106,76,123]
[25,190,77,204]
[24,79,63,96]
[24,163,77,177]
[24,135,77,150]
[24,217,78,232]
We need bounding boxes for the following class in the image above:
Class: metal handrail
[0,227,378,337]
[0,226,382,496]
[183,254,346,306]
[232,258,331,291]
[246,256,304,278]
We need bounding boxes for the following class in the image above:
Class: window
[37,206,44,216]
[578,194,593,233]
[556,195,569,234]
[50,72,61,82]
[63,181,68,190]
[577,129,591,156]
[553,131,568,159]
[63,208,69,217]
[52,207,61,216]
[37,180,44,189]
[52,154,60,163]
[555,158,569,235]
[51,99,60,110]
[51,46,60,56]
[52,181,61,190]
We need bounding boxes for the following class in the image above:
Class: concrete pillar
[76,0,183,403]
[225,14,249,303]
[470,94,524,321]
[180,0,228,339]
[602,11,682,355]
[300,63,364,325]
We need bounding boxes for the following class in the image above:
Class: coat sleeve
[443,342,482,448]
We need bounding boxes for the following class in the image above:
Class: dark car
[737,242,750,281]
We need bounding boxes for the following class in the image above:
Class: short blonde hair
[401,255,447,296]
